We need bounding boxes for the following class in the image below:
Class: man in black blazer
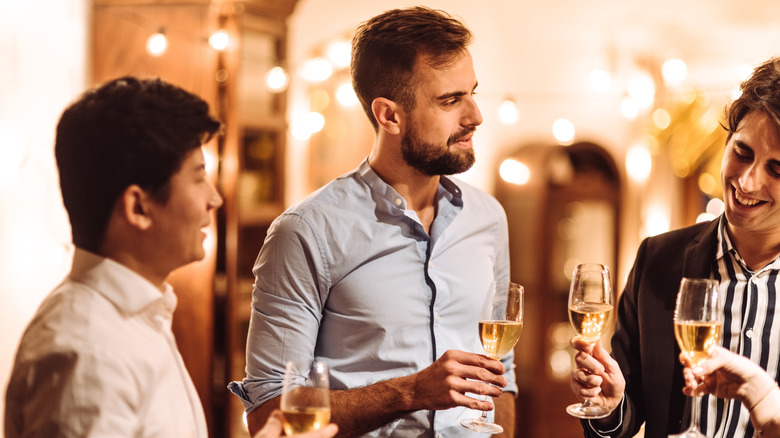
[571,56,780,438]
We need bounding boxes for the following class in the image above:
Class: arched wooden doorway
[495,141,621,437]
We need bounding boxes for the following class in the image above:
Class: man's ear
[372,97,403,135]
[120,185,153,231]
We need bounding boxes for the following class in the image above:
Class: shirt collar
[68,247,175,316]
[357,158,465,215]
[717,215,780,273]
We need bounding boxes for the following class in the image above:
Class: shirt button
[394,198,402,206]
[435,312,441,323]
[429,261,434,269]
[746,329,754,338]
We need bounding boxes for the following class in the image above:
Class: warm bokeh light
[589,68,611,92]
[304,111,325,135]
[299,57,333,83]
[552,118,575,145]
[626,144,652,183]
[498,99,518,124]
[697,172,718,196]
[706,198,724,216]
[325,40,352,70]
[499,158,531,185]
[627,72,656,110]
[662,58,687,85]
[738,63,754,81]
[652,108,671,130]
[208,29,230,51]
[265,66,289,92]
[620,96,639,120]
[145,31,167,57]
[336,82,359,106]
[643,209,670,237]
[309,89,330,112]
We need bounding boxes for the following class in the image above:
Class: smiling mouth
[734,190,763,207]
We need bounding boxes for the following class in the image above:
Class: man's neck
[728,226,780,271]
[367,152,440,233]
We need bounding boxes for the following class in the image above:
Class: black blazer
[583,219,720,438]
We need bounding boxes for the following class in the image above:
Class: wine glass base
[566,402,612,419]
[460,417,504,434]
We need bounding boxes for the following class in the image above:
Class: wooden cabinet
[91,1,297,436]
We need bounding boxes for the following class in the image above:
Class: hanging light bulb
[552,118,575,145]
[146,29,167,57]
[265,66,289,92]
[498,98,518,124]
[336,82,359,106]
[299,57,333,83]
[209,29,230,51]
[589,68,612,92]
[661,58,687,86]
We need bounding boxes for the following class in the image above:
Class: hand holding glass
[567,263,614,419]
[280,360,331,435]
[461,282,524,434]
[669,278,722,438]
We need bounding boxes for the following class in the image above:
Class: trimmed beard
[400,123,476,176]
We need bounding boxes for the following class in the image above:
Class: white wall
[0,0,88,431]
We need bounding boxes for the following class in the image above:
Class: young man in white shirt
[5,77,337,438]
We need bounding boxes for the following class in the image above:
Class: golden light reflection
[499,159,530,185]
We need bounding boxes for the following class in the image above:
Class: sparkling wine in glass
[669,278,722,438]
[461,282,524,434]
[567,263,614,419]
[280,360,331,435]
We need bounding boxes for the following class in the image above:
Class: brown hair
[725,57,780,141]
[350,6,473,131]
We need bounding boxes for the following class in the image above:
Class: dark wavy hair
[724,57,780,141]
[55,76,221,252]
[350,6,473,131]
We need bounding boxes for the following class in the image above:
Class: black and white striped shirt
[700,217,780,437]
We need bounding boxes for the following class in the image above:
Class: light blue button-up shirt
[229,159,516,437]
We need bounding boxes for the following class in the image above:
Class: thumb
[253,410,284,438]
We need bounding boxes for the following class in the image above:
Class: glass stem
[690,396,700,431]
[481,396,491,420]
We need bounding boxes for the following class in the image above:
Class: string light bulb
[209,29,230,51]
[661,58,688,86]
[265,66,289,92]
[498,98,518,124]
[552,118,575,145]
[146,29,167,57]
[336,82,359,106]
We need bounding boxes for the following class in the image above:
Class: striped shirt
[700,217,780,437]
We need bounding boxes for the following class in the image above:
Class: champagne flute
[669,278,722,438]
[461,282,524,434]
[280,360,331,435]
[567,263,614,419]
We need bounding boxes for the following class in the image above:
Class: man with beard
[229,6,516,438]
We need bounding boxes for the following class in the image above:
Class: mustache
[447,126,476,146]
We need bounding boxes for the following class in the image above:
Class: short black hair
[55,76,221,252]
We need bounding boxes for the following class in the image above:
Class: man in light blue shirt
[230,7,517,437]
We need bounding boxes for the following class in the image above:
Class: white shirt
[5,248,208,438]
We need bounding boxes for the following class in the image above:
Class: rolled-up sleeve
[228,212,329,411]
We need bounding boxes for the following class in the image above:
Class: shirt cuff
[587,395,626,437]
